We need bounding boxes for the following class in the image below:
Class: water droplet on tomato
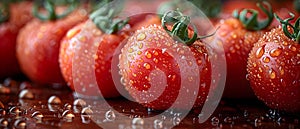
[256,45,265,58]
[145,51,152,59]
[137,33,146,41]
[31,111,43,122]
[143,63,151,70]
[289,44,297,52]
[211,117,219,126]
[269,69,276,79]
[0,84,11,94]
[270,47,282,57]
[132,117,144,126]
[262,56,270,63]
[154,119,163,129]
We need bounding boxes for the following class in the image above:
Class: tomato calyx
[89,0,128,34]
[0,1,9,23]
[275,13,300,43]
[233,1,273,31]
[33,0,78,21]
[161,9,198,46]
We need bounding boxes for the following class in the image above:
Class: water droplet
[48,96,62,105]
[73,99,86,107]
[64,103,72,110]
[254,117,262,127]
[145,51,152,59]
[132,117,144,125]
[81,107,93,123]
[269,69,276,79]
[31,111,43,122]
[62,110,75,122]
[154,119,163,129]
[0,84,11,94]
[224,117,233,124]
[0,118,8,127]
[256,45,265,58]
[211,117,219,126]
[270,48,282,57]
[105,109,116,121]
[128,48,133,53]
[143,63,151,70]
[137,33,146,41]
[9,106,22,116]
[3,78,18,87]
[244,110,249,117]
[289,44,297,52]
[262,56,270,63]
[19,89,34,99]
[14,119,26,129]
[0,108,6,116]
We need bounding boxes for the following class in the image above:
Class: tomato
[119,10,212,110]
[212,2,274,98]
[0,1,33,79]
[16,1,88,85]
[247,15,300,112]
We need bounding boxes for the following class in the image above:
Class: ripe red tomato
[212,2,274,98]
[17,3,88,85]
[0,1,33,79]
[119,11,213,110]
[247,15,300,112]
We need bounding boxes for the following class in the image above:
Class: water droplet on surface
[81,107,93,119]
[256,46,265,58]
[48,96,62,105]
[0,118,8,127]
[105,109,116,121]
[137,33,146,41]
[0,84,11,94]
[244,110,249,117]
[262,56,270,63]
[9,106,22,116]
[270,48,282,57]
[132,117,144,126]
[211,117,219,126]
[269,69,276,79]
[145,51,152,59]
[64,103,72,110]
[14,119,26,129]
[31,111,43,122]
[19,89,34,99]
[62,110,75,122]
[19,82,33,90]
[154,119,163,129]
[0,108,6,116]
[73,99,87,107]
[143,63,151,70]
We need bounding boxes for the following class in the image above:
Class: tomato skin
[0,1,33,79]
[17,8,88,85]
[119,24,212,110]
[247,26,300,112]
[59,19,130,97]
[212,18,268,98]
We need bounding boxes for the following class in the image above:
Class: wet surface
[0,79,299,129]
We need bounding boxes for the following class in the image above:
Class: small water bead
[14,119,26,129]
[143,63,151,70]
[132,117,144,126]
[81,107,93,117]
[0,118,8,127]
[31,111,43,122]
[262,56,270,63]
[9,106,22,116]
[64,103,72,110]
[73,99,87,107]
[62,110,75,122]
[137,33,146,41]
[269,69,276,79]
[145,51,152,59]
[153,119,163,129]
[105,109,116,121]
[48,96,62,105]
[224,117,233,124]
[19,89,34,99]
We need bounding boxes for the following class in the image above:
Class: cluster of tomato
[0,0,299,112]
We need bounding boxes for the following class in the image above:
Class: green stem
[89,0,127,34]
[0,1,9,23]
[233,1,273,31]
[33,0,78,21]
[274,13,300,43]
[162,9,198,46]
